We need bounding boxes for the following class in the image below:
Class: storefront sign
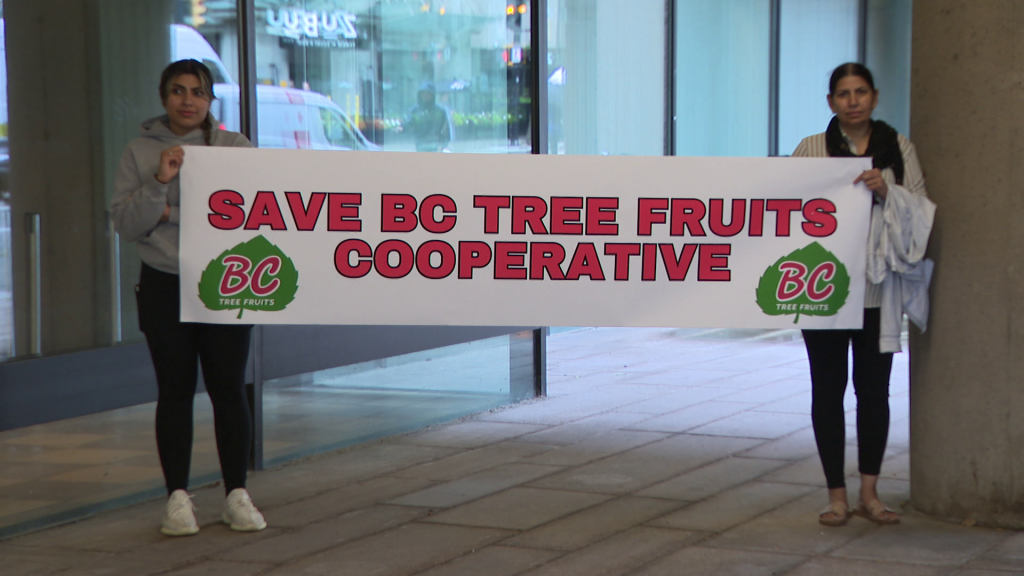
[179,149,872,329]
[266,8,357,48]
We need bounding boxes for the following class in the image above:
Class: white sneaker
[222,488,267,531]
[161,489,199,536]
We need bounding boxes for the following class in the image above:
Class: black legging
[137,264,253,495]
[802,308,893,489]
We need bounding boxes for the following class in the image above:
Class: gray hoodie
[110,115,251,275]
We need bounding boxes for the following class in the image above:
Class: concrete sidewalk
[2,327,1021,575]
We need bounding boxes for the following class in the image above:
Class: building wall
[909,0,1024,529]
[7,0,103,354]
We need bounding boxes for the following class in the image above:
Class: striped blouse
[792,130,928,309]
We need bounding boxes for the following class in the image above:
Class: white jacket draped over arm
[865,146,936,353]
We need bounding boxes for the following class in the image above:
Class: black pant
[802,308,893,489]
[137,264,253,496]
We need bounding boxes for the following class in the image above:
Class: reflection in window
[262,334,520,466]
[0,14,9,359]
[255,1,528,154]
[105,2,241,347]
[320,108,360,150]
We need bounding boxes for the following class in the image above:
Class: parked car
[212,84,380,151]
[171,22,233,84]
[172,24,378,151]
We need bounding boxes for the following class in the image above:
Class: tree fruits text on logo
[198,235,298,318]
[755,242,850,323]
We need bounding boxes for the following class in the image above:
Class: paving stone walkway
[2,327,1022,575]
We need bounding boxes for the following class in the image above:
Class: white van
[212,84,379,151]
[171,22,234,84]
[172,24,378,152]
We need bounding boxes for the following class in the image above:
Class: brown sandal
[818,503,851,527]
[852,501,900,525]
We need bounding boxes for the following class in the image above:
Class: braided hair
[158,59,217,145]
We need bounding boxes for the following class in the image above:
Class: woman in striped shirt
[793,62,927,527]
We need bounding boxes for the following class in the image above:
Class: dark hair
[159,59,216,145]
[828,62,876,95]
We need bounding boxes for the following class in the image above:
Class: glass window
[320,107,363,149]
[865,0,911,137]
[0,10,10,359]
[254,0,527,154]
[261,333,529,466]
[777,0,860,155]
[675,0,771,157]
[112,2,242,346]
[547,0,666,156]
[0,1,239,359]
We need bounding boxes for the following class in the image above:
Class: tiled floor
[0,336,515,538]
[2,326,1021,576]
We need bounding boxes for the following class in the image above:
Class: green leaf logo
[755,242,850,324]
[198,235,299,319]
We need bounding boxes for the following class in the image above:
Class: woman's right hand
[854,168,889,200]
[155,146,185,184]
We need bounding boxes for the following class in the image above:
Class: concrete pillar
[6,0,174,354]
[6,0,101,354]
[909,0,1024,529]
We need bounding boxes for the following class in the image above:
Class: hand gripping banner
[179,149,872,329]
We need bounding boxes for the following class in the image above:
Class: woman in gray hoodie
[109,59,266,537]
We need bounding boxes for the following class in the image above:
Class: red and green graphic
[198,235,299,318]
[756,242,850,323]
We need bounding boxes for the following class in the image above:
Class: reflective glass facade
[251,1,530,154]
[676,0,771,157]
[0,0,913,538]
[0,0,912,439]
[778,0,861,155]
[262,334,526,466]
[548,0,666,156]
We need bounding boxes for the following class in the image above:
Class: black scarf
[825,116,904,185]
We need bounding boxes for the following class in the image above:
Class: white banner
[180,149,872,328]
